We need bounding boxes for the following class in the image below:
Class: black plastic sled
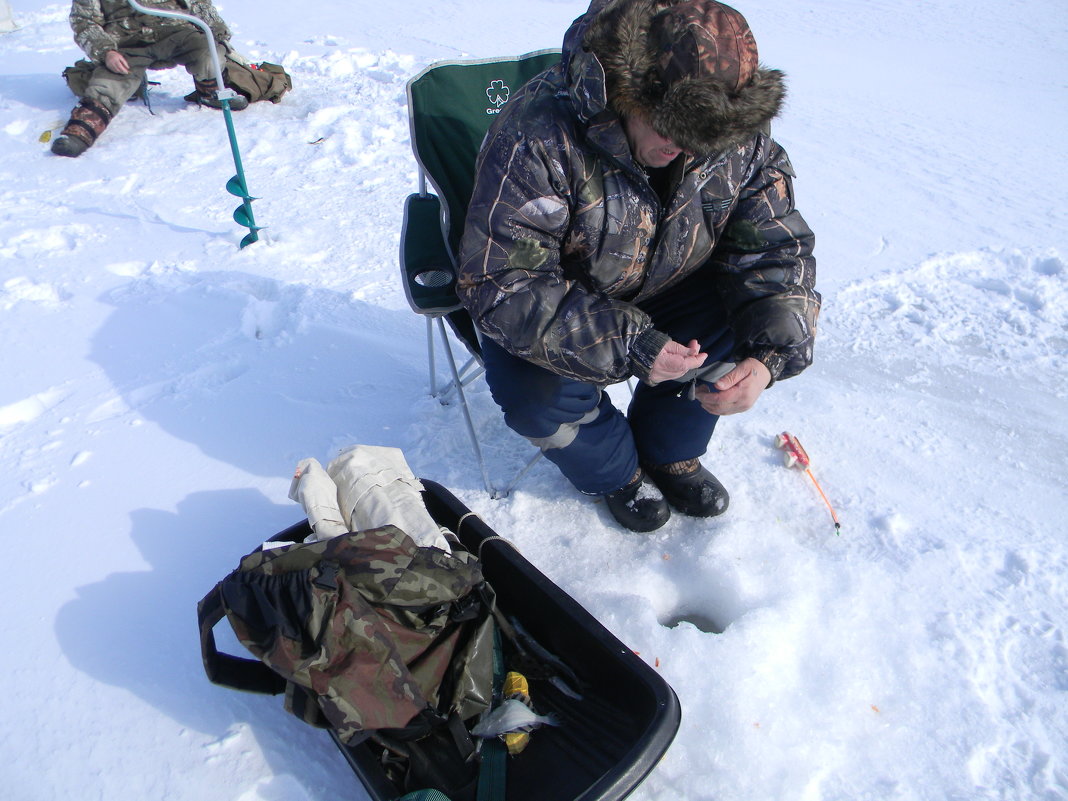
[252,480,680,801]
[333,480,681,801]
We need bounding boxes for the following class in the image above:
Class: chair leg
[426,317,439,397]
[435,317,498,496]
[497,449,543,498]
[426,316,546,498]
[427,315,483,403]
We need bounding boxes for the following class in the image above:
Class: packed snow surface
[1,2,1066,800]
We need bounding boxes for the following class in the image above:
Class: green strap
[476,624,507,801]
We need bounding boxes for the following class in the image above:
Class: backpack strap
[475,625,507,801]
[371,709,479,799]
[284,682,332,729]
[197,582,287,695]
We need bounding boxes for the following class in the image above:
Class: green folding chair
[401,50,561,497]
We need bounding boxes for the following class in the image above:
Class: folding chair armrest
[401,193,463,314]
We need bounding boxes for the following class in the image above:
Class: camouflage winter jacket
[70,0,230,64]
[457,8,820,385]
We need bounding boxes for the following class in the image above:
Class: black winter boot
[192,77,249,111]
[51,134,89,157]
[645,458,729,518]
[51,99,113,157]
[602,469,670,532]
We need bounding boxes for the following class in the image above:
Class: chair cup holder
[413,269,455,288]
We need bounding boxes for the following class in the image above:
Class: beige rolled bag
[288,444,451,552]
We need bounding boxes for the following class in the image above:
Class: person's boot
[602,469,670,532]
[192,77,249,111]
[645,458,729,518]
[51,99,112,157]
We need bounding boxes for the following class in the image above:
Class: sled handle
[197,585,287,695]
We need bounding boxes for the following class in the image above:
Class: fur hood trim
[583,0,785,155]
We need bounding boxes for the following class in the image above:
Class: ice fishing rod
[775,432,841,535]
[126,0,262,248]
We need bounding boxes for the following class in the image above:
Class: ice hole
[659,610,728,635]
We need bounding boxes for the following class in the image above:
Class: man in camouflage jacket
[457,0,820,532]
[52,0,245,157]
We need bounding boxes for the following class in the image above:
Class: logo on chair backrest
[485,80,510,115]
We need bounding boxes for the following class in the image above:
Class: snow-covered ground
[2,1,1067,800]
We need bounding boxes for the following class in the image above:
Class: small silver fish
[471,698,558,738]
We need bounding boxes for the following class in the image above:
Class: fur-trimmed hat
[584,0,785,155]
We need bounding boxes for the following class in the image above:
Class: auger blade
[227,176,260,201]
[226,175,248,198]
[233,203,258,227]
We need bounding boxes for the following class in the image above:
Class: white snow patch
[1,2,1066,801]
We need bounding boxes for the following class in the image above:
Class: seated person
[53,0,246,158]
[457,0,821,532]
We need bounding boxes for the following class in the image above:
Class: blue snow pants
[480,267,735,495]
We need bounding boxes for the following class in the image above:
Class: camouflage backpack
[220,56,292,103]
[197,524,495,746]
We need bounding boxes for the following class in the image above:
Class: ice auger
[127,0,262,248]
